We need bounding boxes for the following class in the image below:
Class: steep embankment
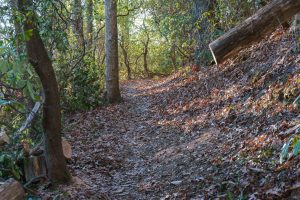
[39,28,300,199]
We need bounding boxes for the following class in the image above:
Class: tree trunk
[209,0,300,65]
[142,19,151,78]
[86,0,94,52]
[170,44,177,71]
[143,36,150,78]
[192,0,210,65]
[72,0,85,48]
[119,2,131,80]
[120,40,132,80]
[105,0,121,103]
[17,0,71,184]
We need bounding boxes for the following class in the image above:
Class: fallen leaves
[35,28,300,199]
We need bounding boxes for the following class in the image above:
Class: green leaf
[0,154,5,162]
[0,99,15,105]
[26,82,35,100]
[24,29,33,41]
[0,60,9,73]
[293,94,300,106]
[280,139,292,164]
[293,140,300,156]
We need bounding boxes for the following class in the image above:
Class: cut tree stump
[209,0,300,65]
[24,155,47,183]
[0,178,25,200]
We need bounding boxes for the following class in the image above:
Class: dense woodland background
[1,0,300,199]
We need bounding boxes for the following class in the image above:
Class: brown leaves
[37,28,300,199]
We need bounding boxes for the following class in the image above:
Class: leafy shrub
[0,151,23,180]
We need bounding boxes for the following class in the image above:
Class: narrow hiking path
[54,78,228,200]
[37,29,300,199]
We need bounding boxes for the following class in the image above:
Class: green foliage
[0,151,23,180]
[280,135,300,164]
[60,61,104,111]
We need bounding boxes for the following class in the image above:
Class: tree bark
[170,44,177,71]
[105,0,121,103]
[192,0,211,65]
[120,39,132,80]
[86,0,94,52]
[143,36,150,78]
[72,0,85,48]
[17,0,71,184]
[209,0,300,65]
[119,2,131,80]
[142,19,151,78]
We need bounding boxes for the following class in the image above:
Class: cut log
[0,178,25,200]
[62,139,72,160]
[24,155,47,183]
[209,0,300,65]
[24,140,71,184]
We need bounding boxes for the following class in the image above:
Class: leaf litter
[38,29,300,199]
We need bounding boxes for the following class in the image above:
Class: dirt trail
[60,79,227,200]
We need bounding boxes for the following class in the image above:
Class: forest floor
[39,29,300,199]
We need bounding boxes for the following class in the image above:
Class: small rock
[170,180,182,186]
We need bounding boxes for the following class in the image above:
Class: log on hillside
[209,0,300,65]
[0,179,25,200]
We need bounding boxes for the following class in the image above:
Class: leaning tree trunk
[209,0,300,65]
[120,40,132,80]
[105,0,121,103]
[17,0,70,184]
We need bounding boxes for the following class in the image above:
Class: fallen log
[209,0,300,65]
[0,178,25,200]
